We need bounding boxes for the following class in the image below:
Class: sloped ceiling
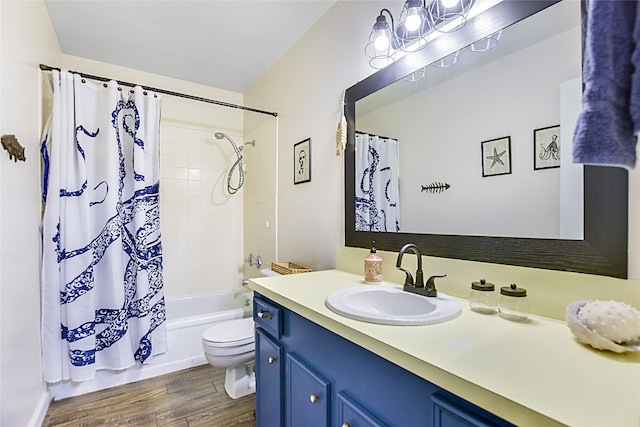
[44,1,337,93]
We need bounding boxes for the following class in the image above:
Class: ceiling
[43,1,337,93]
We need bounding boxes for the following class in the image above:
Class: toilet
[202,268,280,399]
[202,317,256,399]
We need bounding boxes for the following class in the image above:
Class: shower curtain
[41,70,167,382]
[355,132,400,232]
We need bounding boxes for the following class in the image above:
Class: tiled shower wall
[243,118,278,279]
[159,122,244,298]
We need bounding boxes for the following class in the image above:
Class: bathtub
[48,289,253,400]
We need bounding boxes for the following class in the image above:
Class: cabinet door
[337,391,387,427]
[287,353,330,427]
[256,328,284,427]
[432,392,505,427]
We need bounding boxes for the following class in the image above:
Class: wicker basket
[271,262,312,275]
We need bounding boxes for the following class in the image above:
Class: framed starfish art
[481,136,511,177]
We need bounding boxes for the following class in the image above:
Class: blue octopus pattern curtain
[355,132,400,232]
[41,70,167,382]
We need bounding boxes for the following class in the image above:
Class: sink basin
[325,284,462,325]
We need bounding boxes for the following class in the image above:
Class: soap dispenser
[364,241,382,284]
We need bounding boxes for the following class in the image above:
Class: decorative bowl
[566,301,640,353]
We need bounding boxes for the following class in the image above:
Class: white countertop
[249,269,640,427]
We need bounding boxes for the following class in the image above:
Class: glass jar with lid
[499,283,529,321]
[469,279,497,314]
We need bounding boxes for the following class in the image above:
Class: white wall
[0,2,61,426]
[246,1,387,270]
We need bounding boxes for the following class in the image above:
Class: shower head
[213,131,257,196]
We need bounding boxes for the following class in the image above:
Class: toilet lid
[203,317,254,347]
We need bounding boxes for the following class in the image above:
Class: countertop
[249,269,640,427]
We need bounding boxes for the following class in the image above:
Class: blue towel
[632,0,640,131]
[573,0,640,169]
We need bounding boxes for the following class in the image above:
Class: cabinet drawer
[337,391,387,427]
[287,353,330,427]
[432,392,512,427]
[256,328,283,427]
[254,296,283,338]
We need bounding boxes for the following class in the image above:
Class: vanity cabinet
[255,328,283,427]
[254,293,513,427]
[287,353,330,426]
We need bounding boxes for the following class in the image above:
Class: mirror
[345,0,628,278]
[357,1,582,239]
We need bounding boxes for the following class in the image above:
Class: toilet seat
[203,317,254,347]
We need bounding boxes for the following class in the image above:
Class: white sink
[325,284,462,326]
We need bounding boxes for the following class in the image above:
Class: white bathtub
[48,289,253,400]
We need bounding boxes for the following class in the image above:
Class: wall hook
[1,134,26,162]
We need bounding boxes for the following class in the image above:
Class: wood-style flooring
[42,364,256,427]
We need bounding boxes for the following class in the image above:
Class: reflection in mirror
[344,0,629,278]
[356,0,583,239]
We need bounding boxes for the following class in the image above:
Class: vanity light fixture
[365,0,476,69]
[365,9,398,69]
[429,0,476,33]
[397,0,431,52]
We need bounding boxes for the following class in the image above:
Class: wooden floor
[42,365,256,427]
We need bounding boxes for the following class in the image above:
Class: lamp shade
[365,10,397,69]
[397,0,430,52]
[469,30,502,52]
[429,0,476,33]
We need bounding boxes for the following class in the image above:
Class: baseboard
[48,356,207,401]
[27,391,51,427]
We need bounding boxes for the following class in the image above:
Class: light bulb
[374,32,390,51]
[440,0,459,8]
[405,11,422,31]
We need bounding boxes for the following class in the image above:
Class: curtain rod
[355,130,392,140]
[39,64,278,118]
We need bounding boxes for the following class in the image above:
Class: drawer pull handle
[268,356,276,364]
[309,394,319,404]
[258,310,273,319]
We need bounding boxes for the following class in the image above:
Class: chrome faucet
[396,243,446,297]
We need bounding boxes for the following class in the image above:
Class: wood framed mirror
[344,0,628,278]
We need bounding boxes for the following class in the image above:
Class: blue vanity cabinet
[254,295,286,427]
[337,392,387,427]
[255,328,283,427]
[432,392,498,427]
[286,353,330,427]
[254,293,514,427]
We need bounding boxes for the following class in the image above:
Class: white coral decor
[577,300,640,344]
